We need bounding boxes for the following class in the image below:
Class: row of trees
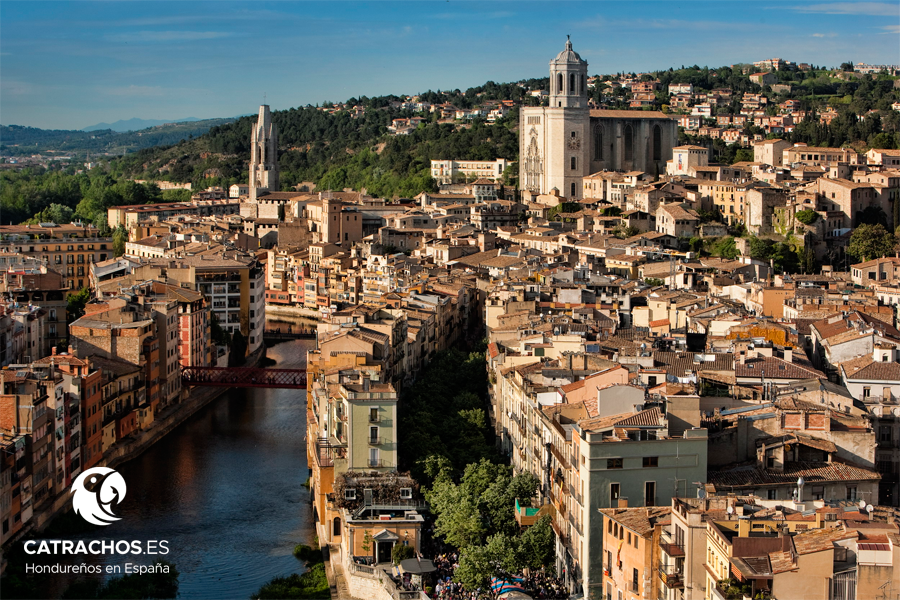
[396,345,555,590]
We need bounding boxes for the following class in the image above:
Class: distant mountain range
[82,117,206,132]
[1,118,236,156]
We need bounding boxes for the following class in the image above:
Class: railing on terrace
[659,566,684,588]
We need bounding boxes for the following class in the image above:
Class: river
[62,337,318,599]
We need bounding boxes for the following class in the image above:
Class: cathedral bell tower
[249,104,279,202]
[549,36,588,109]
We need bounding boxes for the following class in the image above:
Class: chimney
[617,497,628,508]
[739,351,746,365]
[52,347,57,356]
[362,373,370,391]
[784,347,792,364]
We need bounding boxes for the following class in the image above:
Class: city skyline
[1,0,898,130]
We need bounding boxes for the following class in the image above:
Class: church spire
[249,104,279,202]
[549,37,588,109]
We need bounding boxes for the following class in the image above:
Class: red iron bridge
[182,367,307,389]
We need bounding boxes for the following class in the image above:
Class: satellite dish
[859,499,867,509]
[866,504,874,513]
[727,506,734,515]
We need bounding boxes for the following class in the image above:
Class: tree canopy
[849,223,895,262]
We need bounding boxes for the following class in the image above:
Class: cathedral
[519,38,678,199]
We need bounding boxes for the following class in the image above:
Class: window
[369,426,379,443]
[632,568,638,593]
[571,156,577,170]
[571,182,576,197]
[627,532,631,544]
[607,458,623,469]
[880,426,892,443]
[846,486,857,501]
[642,456,658,468]
[812,485,825,500]
[610,483,620,505]
[400,488,412,499]
[344,488,356,500]
[624,125,634,162]
[369,407,379,422]
[768,489,777,500]
[645,481,656,506]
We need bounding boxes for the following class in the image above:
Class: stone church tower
[520,39,677,199]
[249,104,279,202]
[520,38,591,200]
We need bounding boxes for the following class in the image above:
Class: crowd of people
[427,552,568,600]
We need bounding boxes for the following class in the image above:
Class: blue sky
[1,1,898,130]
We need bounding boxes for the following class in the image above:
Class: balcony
[368,436,383,446]
[659,566,684,589]
[367,458,386,468]
[368,413,380,423]
[660,530,685,558]
[514,498,551,527]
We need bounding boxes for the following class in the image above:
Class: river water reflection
[77,338,317,599]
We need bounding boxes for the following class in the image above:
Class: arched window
[652,124,662,162]
[624,124,634,163]
[571,182,576,197]
[333,517,341,536]
[593,126,603,161]
[571,156,577,171]
[569,73,575,95]
[608,520,613,534]
[557,74,563,95]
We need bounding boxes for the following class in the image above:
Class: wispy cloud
[0,79,35,96]
[881,25,900,34]
[574,16,740,32]
[790,2,899,16]
[433,11,513,20]
[105,30,234,43]
[811,32,839,37]
[107,85,166,97]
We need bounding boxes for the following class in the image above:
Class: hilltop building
[519,38,677,199]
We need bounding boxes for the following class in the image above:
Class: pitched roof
[735,357,825,380]
[708,461,881,489]
[590,109,672,120]
[598,506,672,537]
[841,357,900,382]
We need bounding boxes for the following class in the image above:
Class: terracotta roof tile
[708,461,881,489]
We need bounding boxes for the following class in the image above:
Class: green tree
[856,205,888,226]
[804,244,817,273]
[427,459,539,549]
[711,236,739,259]
[519,514,555,571]
[392,543,416,565]
[66,288,91,322]
[849,223,895,262]
[795,209,819,225]
[112,225,127,257]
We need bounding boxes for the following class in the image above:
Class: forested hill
[113,84,536,198]
[0,118,236,157]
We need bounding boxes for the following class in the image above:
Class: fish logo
[71,467,127,526]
